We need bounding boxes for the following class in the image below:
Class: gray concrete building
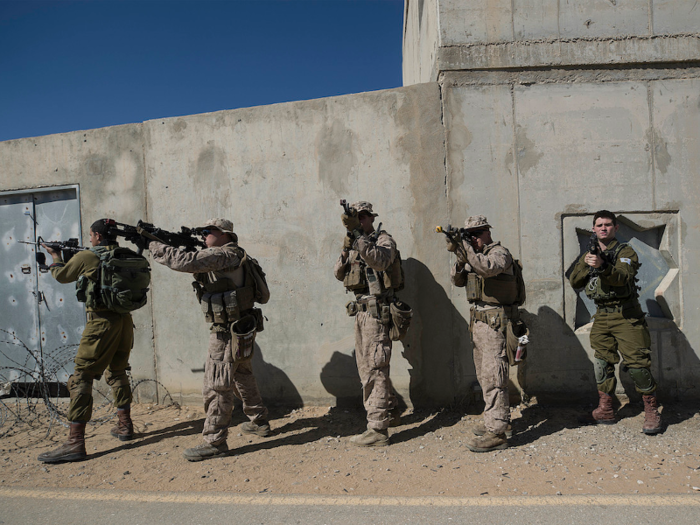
[1,1,699,408]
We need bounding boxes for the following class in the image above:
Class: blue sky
[0,0,405,142]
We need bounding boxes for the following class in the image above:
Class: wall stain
[515,125,543,174]
[192,144,231,211]
[315,118,357,197]
[172,119,188,133]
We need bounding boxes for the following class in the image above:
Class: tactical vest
[584,242,638,305]
[342,233,402,298]
[465,245,519,306]
[192,245,256,325]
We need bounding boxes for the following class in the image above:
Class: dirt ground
[1,400,699,498]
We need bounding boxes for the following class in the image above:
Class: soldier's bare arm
[150,242,242,273]
[355,232,396,272]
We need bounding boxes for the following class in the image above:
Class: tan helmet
[463,215,492,231]
[351,201,378,217]
[201,218,235,234]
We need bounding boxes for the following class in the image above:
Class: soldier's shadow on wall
[318,257,469,440]
[512,305,596,446]
[231,343,303,424]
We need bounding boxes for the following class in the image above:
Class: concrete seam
[510,84,522,261]
[649,0,654,36]
[139,122,159,404]
[510,0,515,41]
[646,82,657,211]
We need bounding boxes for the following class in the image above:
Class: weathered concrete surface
[0,125,156,391]
[141,84,447,406]
[403,0,700,85]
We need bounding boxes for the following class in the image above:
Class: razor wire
[0,329,178,439]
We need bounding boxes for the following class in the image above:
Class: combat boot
[466,431,508,453]
[642,394,663,435]
[472,421,513,439]
[38,422,87,463]
[349,428,389,447]
[240,419,271,437]
[182,441,229,462]
[591,391,616,424]
[110,406,134,441]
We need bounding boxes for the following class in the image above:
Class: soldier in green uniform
[569,210,662,434]
[38,219,136,463]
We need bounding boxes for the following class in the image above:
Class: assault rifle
[105,220,207,254]
[339,199,355,217]
[435,225,472,264]
[18,237,88,269]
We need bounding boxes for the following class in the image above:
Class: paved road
[1,488,699,524]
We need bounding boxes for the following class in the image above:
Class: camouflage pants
[202,331,267,445]
[472,320,510,435]
[67,311,133,423]
[354,311,395,431]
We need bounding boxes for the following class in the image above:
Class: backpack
[89,246,151,313]
[512,259,527,307]
[243,253,270,305]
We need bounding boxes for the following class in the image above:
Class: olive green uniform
[333,231,398,431]
[569,240,657,395]
[50,248,134,423]
[452,241,516,435]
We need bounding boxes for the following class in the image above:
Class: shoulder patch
[620,257,632,265]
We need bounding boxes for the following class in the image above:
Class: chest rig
[465,245,518,306]
[584,242,639,305]
[192,246,256,326]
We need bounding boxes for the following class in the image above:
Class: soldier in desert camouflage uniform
[334,201,402,447]
[449,216,519,452]
[150,218,269,461]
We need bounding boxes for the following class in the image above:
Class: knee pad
[67,371,95,397]
[628,367,655,392]
[593,358,614,384]
[104,368,130,388]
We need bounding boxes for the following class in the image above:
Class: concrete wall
[403,0,700,85]
[404,0,700,401]
[0,84,455,407]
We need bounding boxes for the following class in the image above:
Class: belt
[596,301,638,314]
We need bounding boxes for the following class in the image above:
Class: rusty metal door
[0,187,83,386]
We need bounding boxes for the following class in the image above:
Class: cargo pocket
[372,342,391,369]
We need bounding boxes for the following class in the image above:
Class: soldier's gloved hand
[343,234,354,251]
[134,235,151,252]
[445,236,459,253]
[341,212,360,232]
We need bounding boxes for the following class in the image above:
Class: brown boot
[642,394,663,435]
[466,431,508,452]
[349,428,389,447]
[472,421,513,439]
[591,391,616,424]
[110,407,134,441]
[38,422,87,463]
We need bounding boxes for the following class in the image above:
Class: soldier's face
[593,218,618,243]
[469,229,492,252]
[88,229,101,247]
[204,228,229,247]
[358,212,375,233]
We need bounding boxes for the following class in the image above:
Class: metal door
[0,187,83,386]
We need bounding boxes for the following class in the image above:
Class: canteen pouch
[380,304,391,326]
[389,300,413,341]
[505,318,529,366]
[210,293,227,324]
[251,307,265,332]
[200,292,214,323]
[230,315,257,362]
[76,275,89,303]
